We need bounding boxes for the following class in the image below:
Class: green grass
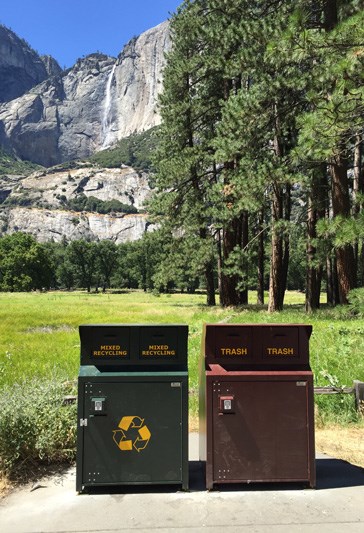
[0,290,363,422]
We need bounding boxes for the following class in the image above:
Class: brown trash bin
[199,324,315,489]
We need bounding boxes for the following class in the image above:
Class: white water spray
[101,63,117,148]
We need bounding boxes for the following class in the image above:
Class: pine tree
[152,0,364,309]
[294,1,364,304]
[212,0,305,311]
[150,0,220,305]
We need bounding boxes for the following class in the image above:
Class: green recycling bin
[76,324,188,492]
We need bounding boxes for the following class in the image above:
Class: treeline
[59,194,138,215]
[0,232,207,293]
[150,0,364,310]
[0,230,312,295]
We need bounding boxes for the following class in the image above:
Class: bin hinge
[80,418,88,427]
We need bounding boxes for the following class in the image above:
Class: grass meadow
[1,289,363,421]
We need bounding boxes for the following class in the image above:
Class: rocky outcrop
[0,162,154,243]
[4,207,152,244]
[6,163,151,210]
[40,55,63,78]
[0,22,170,167]
[0,174,23,203]
[0,25,60,103]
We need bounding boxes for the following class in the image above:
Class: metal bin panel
[257,326,310,368]
[206,325,254,364]
[205,371,315,489]
[138,325,188,368]
[77,375,188,491]
[79,325,133,367]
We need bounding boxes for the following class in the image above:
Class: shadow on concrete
[188,459,364,493]
[316,457,364,490]
[78,457,363,495]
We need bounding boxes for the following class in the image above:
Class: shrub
[348,288,364,317]
[66,194,137,214]
[90,126,160,171]
[0,380,77,476]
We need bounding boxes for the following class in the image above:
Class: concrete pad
[0,434,363,533]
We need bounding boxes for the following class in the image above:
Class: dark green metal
[76,325,188,492]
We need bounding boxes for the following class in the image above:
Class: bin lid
[79,324,188,370]
[202,323,312,370]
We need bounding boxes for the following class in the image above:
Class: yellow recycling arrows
[112,415,151,452]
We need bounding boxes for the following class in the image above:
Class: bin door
[80,381,183,485]
[212,380,310,482]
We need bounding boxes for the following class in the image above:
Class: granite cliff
[0,21,170,167]
[0,162,153,243]
[0,21,169,243]
[0,25,62,103]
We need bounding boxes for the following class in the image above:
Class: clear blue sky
[0,0,181,68]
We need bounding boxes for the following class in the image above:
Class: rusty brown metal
[200,324,316,489]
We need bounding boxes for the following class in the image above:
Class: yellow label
[266,347,295,356]
[92,344,128,357]
[142,344,176,357]
[220,347,248,356]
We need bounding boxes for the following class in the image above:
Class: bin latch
[91,397,107,415]
[219,395,235,413]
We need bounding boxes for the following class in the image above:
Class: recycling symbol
[112,416,151,452]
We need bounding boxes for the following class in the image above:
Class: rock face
[40,55,63,78]
[0,162,153,243]
[4,207,151,244]
[0,21,167,243]
[0,25,61,103]
[7,163,151,210]
[0,22,170,166]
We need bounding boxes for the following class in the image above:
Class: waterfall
[101,63,117,149]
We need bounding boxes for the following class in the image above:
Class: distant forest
[0,232,207,294]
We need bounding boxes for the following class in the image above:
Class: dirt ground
[315,425,364,468]
[0,475,10,498]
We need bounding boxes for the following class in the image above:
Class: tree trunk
[335,246,356,303]
[330,153,357,303]
[198,227,216,306]
[279,184,291,308]
[323,1,356,303]
[205,261,216,306]
[268,229,283,312]
[217,230,223,304]
[306,167,326,311]
[239,211,249,305]
[326,256,334,306]
[353,134,363,278]
[324,0,338,31]
[268,107,288,313]
[268,184,284,312]
[306,188,319,312]
[326,255,340,306]
[220,219,240,307]
[257,210,265,305]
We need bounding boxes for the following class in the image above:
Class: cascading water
[101,63,117,149]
